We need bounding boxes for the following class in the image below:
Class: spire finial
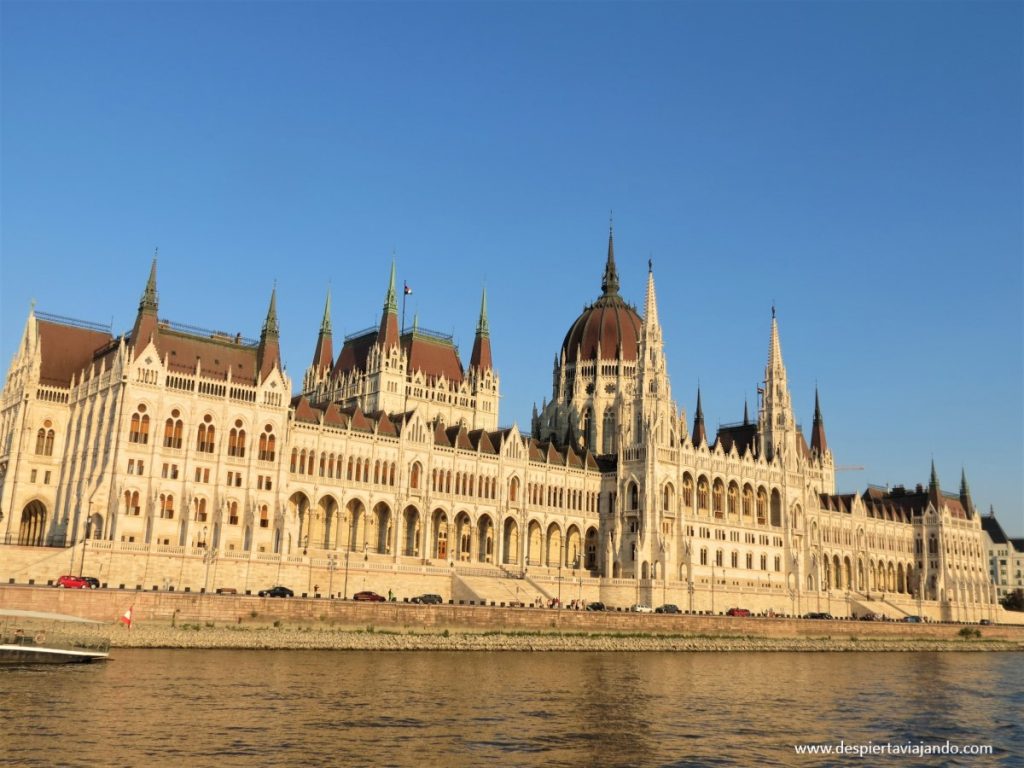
[601,221,620,296]
[476,286,489,338]
[262,284,279,337]
[384,258,398,314]
[139,256,159,313]
[320,286,332,335]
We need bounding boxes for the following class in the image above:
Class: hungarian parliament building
[0,231,999,621]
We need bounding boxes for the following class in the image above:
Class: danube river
[4,651,1021,766]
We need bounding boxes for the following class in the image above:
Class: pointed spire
[959,468,974,519]
[767,308,784,371]
[378,260,400,349]
[140,254,159,313]
[131,255,160,357]
[311,286,333,375]
[470,286,493,372]
[928,459,942,509]
[320,286,332,335]
[810,387,828,456]
[743,398,750,426]
[261,285,279,338]
[601,222,620,297]
[929,459,939,490]
[257,285,281,381]
[692,387,706,446]
[476,286,489,338]
[643,261,659,330]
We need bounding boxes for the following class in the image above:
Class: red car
[56,574,91,589]
[352,591,386,602]
[726,607,751,617]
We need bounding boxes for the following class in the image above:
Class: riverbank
[33,621,1024,652]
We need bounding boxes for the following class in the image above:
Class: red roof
[37,319,114,386]
[561,297,642,364]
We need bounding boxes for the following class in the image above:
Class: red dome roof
[561,298,642,364]
[560,228,642,364]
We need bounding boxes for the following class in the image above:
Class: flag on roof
[404,282,412,295]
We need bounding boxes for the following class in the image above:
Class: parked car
[258,586,294,598]
[859,612,884,621]
[82,576,100,589]
[725,608,751,617]
[630,604,653,613]
[586,602,606,611]
[804,612,833,620]
[353,591,386,602]
[55,575,90,589]
[902,615,923,623]
[655,604,680,614]
[980,619,992,626]
[411,594,443,604]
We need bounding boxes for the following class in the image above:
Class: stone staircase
[452,571,546,606]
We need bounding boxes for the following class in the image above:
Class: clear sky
[2,2,1021,533]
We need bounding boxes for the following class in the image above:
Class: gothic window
[196,415,216,453]
[662,483,674,512]
[258,425,276,461]
[727,482,739,517]
[602,408,616,454]
[124,490,141,516]
[159,493,175,520]
[697,477,710,512]
[700,547,708,566]
[129,406,150,444]
[756,488,768,525]
[682,474,694,507]
[742,485,754,517]
[228,501,239,526]
[410,462,422,490]
[194,497,207,523]
[35,424,55,456]
[228,421,246,458]
[259,505,269,529]
[163,410,184,449]
[290,449,298,473]
[712,479,725,518]
[770,489,782,527]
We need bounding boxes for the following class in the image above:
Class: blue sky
[2,2,1021,533]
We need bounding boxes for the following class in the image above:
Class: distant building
[981,509,1024,601]
[0,230,1001,621]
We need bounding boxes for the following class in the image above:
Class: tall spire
[959,468,975,519]
[643,261,659,330]
[258,285,281,380]
[139,254,158,313]
[311,287,333,375]
[810,387,829,456]
[743,398,750,426]
[470,286,492,371]
[320,286,332,335]
[601,222,620,297]
[928,460,942,509]
[131,255,160,356]
[768,310,784,371]
[760,306,795,460]
[261,285,279,338]
[378,260,400,349]
[692,387,706,447]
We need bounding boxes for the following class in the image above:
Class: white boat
[0,609,110,665]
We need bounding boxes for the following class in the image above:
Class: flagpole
[401,283,407,334]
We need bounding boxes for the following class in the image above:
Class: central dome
[560,230,642,364]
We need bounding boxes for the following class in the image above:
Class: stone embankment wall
[3,586,1023,652]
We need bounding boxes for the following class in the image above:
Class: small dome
[560,229,642,364]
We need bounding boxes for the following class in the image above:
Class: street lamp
[203,546,217,593]
[327,554,338,598]
[79,517,93,577]
[557,540,563,610]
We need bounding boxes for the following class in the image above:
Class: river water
[3,651,1021,766]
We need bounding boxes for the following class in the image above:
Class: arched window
[727,483,739,517]
[712,479,725,517]
[756,488,768,524]
[35,429,46,454]
[697,477,710,512]
[194,497,207,522]
[662,483,674,512]
[602,408,616,454]
[159,493,175,520]
[743,485,754,517]
[124,490,141,516]
[164,410,183,449]
[228,421,246,458]
[259,505,269,528]
[410,462,422,490]
[196,415,216,453]
[628,482,639,510]
[258,425,276,461]
[228,501,239,526]
[129,406,150,444]
[290,449,298,473]
[682,474,694,507]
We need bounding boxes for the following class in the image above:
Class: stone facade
[982,510,1024,602]
[0,233,1001,622]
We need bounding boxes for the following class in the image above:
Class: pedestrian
[314,584,319,595]
[388,588,394,602]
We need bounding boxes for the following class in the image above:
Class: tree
[1001,589,1024,612]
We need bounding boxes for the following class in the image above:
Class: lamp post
[557,540,563,610]
[203,544,217,594]
[327,554,338,598]
[79,517,92,577]
[711,564,716,615]
[363,543,368,590]
[343,545,351,600]
[688,579,695,615]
